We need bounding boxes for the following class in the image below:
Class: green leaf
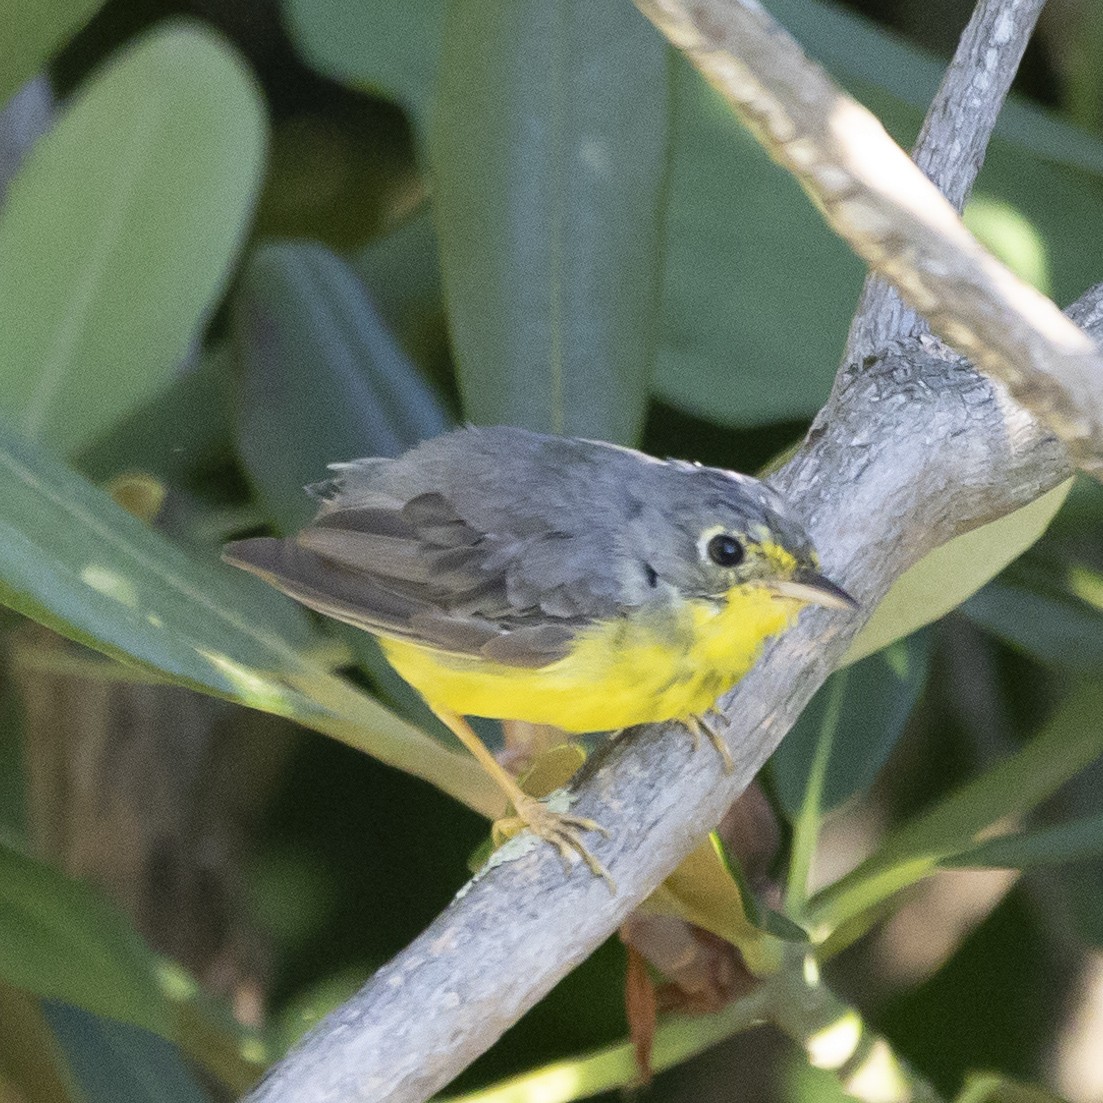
[0,843,169,1034]
[809,679,1103,944]
[0,0,107,108]
[0,982,79,1103]
[946,813,1103,871]
[281,0,444,138]
[0,22,266,455]
[233,240,449,533]
[440,994,771,1103]
[0,417,499,817]
[963,562,1103,669]
[430,0,669,444]
[44,1002,211,1103]
[845,480,1072,665]
[232,239,451,727]
[773,632,932,822]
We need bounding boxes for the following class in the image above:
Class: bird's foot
[684,714,734,774]
[493,794,615,891]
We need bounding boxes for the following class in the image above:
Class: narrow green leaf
[774,633,931,824]
[0,0,106,108]
[440,993,772,1103]
[845,480,1071,665]
[946,813,1103,871]
[963,562,1103,669]
[809,680,1103,940]
[44,1002,211,1103]
[431,0,669,444]
[0,843,169,1035]
[233,240,449,533]
[281,0,444,138]
[0,418,499,817]
[0,22,266,455]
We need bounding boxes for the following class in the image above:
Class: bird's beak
[768,570,858,611]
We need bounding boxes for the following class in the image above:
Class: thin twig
[848,0,1048,360]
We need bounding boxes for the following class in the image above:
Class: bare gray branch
[849,0,1047,360]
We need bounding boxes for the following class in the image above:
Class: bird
[224,425,855,885]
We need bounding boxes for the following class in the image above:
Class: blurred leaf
[946,813,1103,871]
[440,995,771,1103]
[356,207,450,385]
[281,0,444,138]
[963,562,1103,669]
[0,982,78,1103]
[773,632,932,821]
[43,1002,210,1103]
[0,0,106,108]
[233,240,449,533]
[430,0,668,444]
[809,679,1103,945]
[846,480,1072,665]
[0,22,265,455]
[955,1073,1070,1103]
[232,239,451,726]
[0,842,169,1034]
[0,418,499,816]
[655,56,864,427]
[77,345,235,486]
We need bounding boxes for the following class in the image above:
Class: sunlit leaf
[430,0,668,444]
[0,23,265,455]
[845,481,1072,665]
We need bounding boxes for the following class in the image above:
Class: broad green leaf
[0,843,168,1034]
[773,631,932,820]
[440,994,771,1103]
[845,480,1072,665]
[0,418,499,817]
[233,240,449,533]
[281,0,444,138]
[0,982,78,1103]
[0,0,106,108]
[945,813,1103,872]
[430,0,668,445]
[0,23,266,455]
[808,679,1103,944]
[44,1002,211,1103]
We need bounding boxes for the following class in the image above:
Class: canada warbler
[224,426,855,882]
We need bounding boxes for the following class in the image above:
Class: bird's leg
[684,714,734,774]
[431,708,614,889]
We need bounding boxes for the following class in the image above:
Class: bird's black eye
[707,533,745,568]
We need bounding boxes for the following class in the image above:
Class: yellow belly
[380,587,803,732]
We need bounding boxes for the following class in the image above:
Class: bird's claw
[494,796,615,891]
[684,714,734,774]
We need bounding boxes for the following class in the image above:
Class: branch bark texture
[848,0,1047,359]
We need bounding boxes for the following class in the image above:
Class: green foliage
[0,23,265,455]
[2,0,1103,1101]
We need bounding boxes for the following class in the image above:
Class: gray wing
[223,428,655,667]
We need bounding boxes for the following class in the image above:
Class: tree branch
[848,0,1047,360]
[632,0,1103,475]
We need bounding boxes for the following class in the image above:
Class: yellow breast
[380,586,804,733]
